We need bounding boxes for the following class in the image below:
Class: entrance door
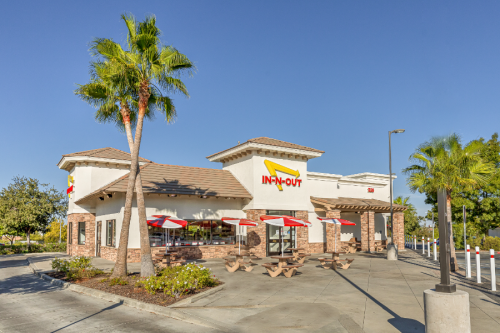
[96,221,101,257]
[266,224,296,256]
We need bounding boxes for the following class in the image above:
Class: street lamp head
[392,129,405,134]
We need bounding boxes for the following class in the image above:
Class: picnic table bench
[375,241,387,252]
[288,248,311,264]
[262,262,304,278]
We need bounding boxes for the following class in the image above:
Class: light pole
[388,129,405,260]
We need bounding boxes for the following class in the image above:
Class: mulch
[45,272,221,307]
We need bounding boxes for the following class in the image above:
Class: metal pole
[436,188,456,293]
[389,131,393,245]
[463,205,467,277]
[432,212,434,240]
[334,223,337,252]
[427,238,430,257]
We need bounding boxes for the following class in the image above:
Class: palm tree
[403,133,494,271]
[75,61,174,277]
[88,14,193,277]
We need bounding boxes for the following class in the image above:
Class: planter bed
[46,272,222,307]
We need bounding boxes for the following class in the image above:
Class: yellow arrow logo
[264,160,300,191]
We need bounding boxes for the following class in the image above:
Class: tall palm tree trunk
[122,111,155,278]
[111,128,141,278]
[447,193,458,271]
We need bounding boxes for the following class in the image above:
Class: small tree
[0,177,66,250]
[44,219,67,243]
[0,224,20,245]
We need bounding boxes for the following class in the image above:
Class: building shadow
[334,270,425,333]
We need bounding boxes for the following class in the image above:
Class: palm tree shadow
[143,179,218,197]
[51,301,124,332]
[334,270,425,333]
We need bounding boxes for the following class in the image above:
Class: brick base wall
[67,213,95,257]
[326,210,341,252]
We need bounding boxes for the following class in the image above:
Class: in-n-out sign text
[263,159,301,191]
[262,176,302,187]
[368,188,374,193]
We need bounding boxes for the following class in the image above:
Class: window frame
[106,219,116,247]
[68,222,72,244]
[78,222,86,245]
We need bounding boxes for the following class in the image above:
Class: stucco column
[295,211,309,252]
[393,212,405,250]
[361,211,375,252]
[326,210,341,252]
[246,209,267,257]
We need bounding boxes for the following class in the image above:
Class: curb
[26,257,231,332]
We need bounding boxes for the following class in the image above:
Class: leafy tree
[0,177,66,250]
[403,133,494,271]
[424,133,500,243]
[44,219,67,243]
[87,14,193,278]
[0,224,20,245]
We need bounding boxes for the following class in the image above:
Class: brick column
[361,211,375,252]
[246,209,267,257]
[393,212,405,250]
[326,210,341,252]
[295,211,309,252]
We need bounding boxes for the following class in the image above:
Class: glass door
[96,221,101,257]
[266,211,296,256]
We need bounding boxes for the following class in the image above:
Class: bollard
[433,239,437,261]
[427,238,431,257]
[491,249,496,291]
[422,236,425,254]
[466,245,471,278]
[476,246,481,283]
[413,235,416,249]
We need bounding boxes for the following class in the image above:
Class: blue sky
[2,1,500,223]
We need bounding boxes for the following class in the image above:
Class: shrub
[0,243,66,255]
[51,256,103,280]
[136,263,219,299]
[109,277,129,286]
[483,236,500,251]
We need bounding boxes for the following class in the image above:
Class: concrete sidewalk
[27,250,500,332]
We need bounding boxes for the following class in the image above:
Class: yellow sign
[67,175,74,198]
[263,160,301,191]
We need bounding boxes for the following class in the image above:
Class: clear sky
[2,1,500,223]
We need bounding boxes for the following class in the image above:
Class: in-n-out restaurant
[59,137,406,261]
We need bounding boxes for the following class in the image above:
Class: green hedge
[0,243,66,255]
[467,236,500,251]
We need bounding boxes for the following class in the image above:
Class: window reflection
[148,220,236,247]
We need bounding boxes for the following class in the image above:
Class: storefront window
[106,220,116,247]
[78,222,86,245]
[211,221,236,245]
[148,220,236,247]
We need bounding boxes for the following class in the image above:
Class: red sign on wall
[368,188,374,193]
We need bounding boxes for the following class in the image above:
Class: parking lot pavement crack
[313,272,336,303]
[395,259,424,312]
[469,299,500,325]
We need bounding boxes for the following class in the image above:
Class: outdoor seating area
[262,255,304,278]
[345,237,361,253]
[374,240,387,252]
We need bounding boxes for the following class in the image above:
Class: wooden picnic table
[262,255,303,278]
[346,242,359,254]
[223,254,254,272]
[288,248,311,264]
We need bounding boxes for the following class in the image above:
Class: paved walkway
[2,251,500,332]
[0,254,218,333]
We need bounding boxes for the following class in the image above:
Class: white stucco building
[59,138,406,261]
